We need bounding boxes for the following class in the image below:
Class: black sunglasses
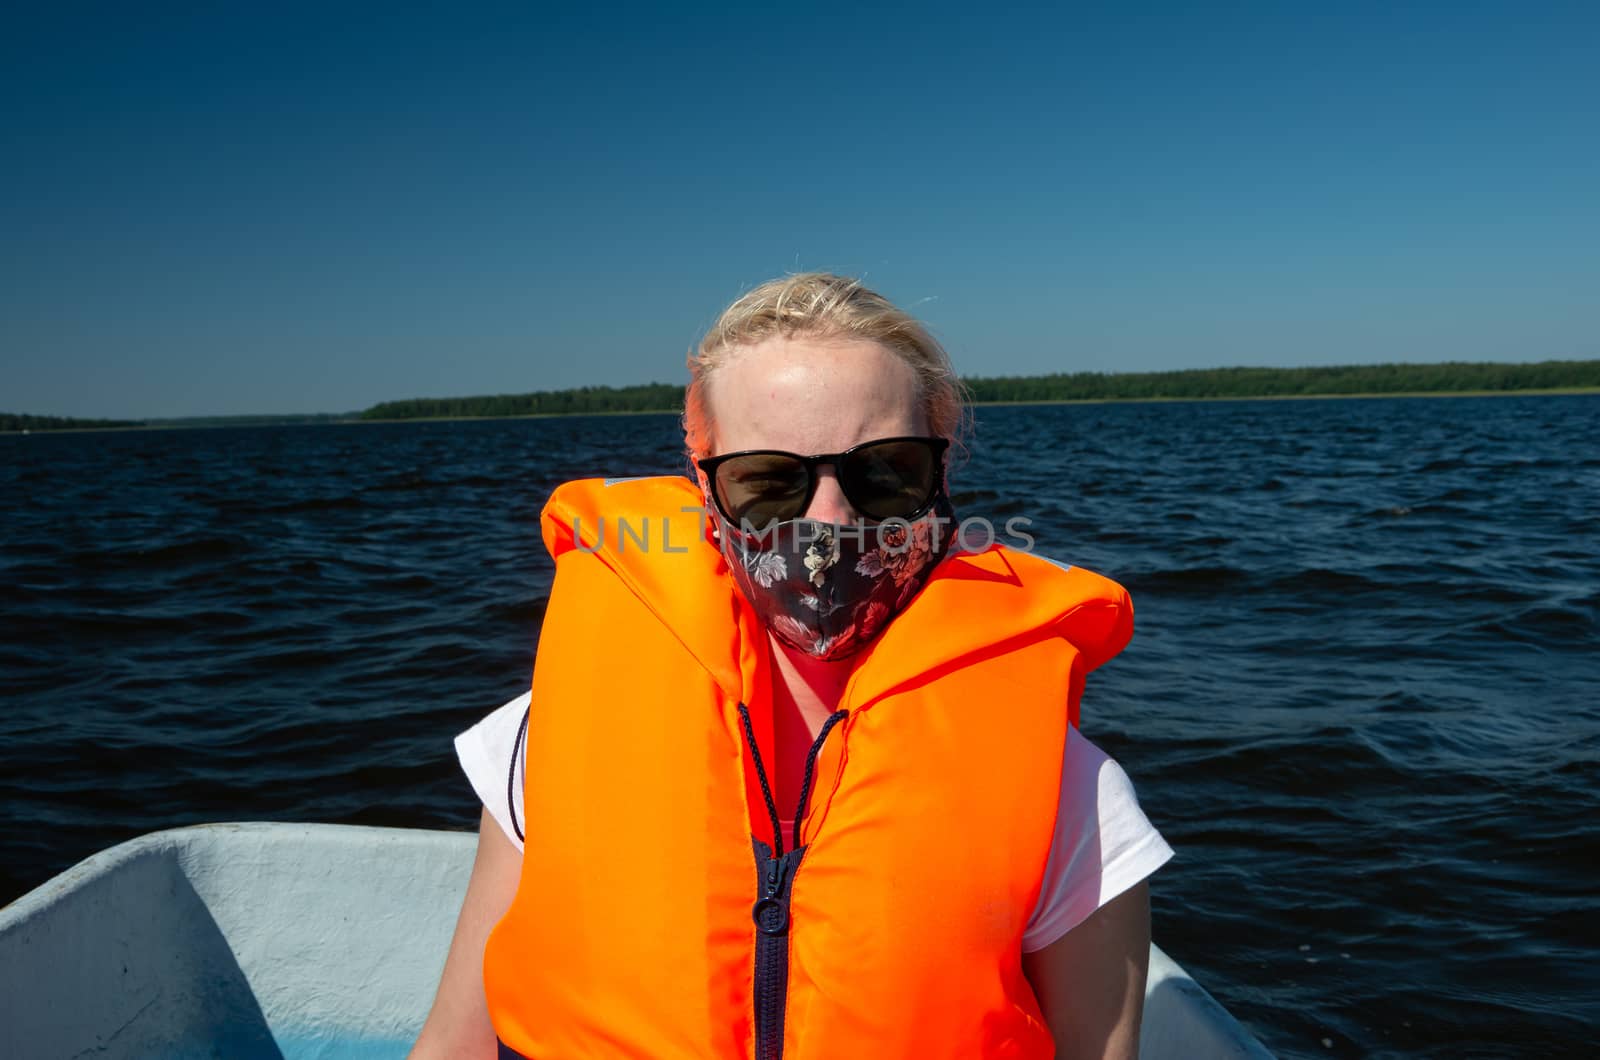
[697,436,948,528]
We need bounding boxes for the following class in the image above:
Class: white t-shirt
[456,693,1173,953]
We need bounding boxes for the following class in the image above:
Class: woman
[413,274,1171,1059]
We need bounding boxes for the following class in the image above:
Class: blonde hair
[684,273,970,460]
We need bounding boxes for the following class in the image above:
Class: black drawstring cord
[737,704,785,856]
[507,705,530,842]
[737,702,850,856]
[792,710,848,851]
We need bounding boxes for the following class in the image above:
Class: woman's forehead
[705,335,926,454]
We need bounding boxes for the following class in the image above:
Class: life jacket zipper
[737,703,848,1060]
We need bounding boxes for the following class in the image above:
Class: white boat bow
[0,823,1273,1058]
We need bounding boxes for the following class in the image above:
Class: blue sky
[4,2,1597,418]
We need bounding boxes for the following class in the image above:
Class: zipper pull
[752,853,792,936]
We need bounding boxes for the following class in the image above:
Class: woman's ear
[691,468,720,541]
[702,487,720,541]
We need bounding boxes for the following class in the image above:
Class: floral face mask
[712,494,957,660]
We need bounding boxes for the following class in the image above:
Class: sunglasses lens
[714,453,810,527]
[708,438,945,527]
[841,439,941,520]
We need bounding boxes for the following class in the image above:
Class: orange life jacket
[483,476,1133,1059]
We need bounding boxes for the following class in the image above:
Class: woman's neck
[769,634,852,730]
[767,635,853,814]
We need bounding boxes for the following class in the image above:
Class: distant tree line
[140,413,357,428]
[10,361,1596,430]
[2,411,354,432]
[1,412,142,432]
[962,360,1600,403]
[361,383,685,420]
[359,360,1599,419]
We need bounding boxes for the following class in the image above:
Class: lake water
[3,395,1596,1058]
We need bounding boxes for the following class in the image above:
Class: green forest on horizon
[6,359,1598,431]
[357,358,1600,420]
